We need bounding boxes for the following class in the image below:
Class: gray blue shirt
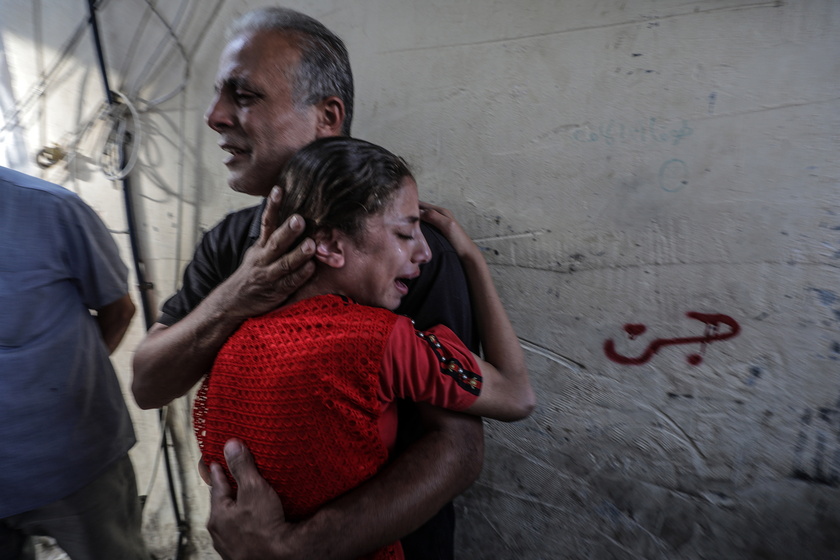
[0,166,136,517]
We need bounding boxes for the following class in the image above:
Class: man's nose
[205,93,233,132]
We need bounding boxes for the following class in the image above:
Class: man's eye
[234,90,258,104]
[398,233,414,240]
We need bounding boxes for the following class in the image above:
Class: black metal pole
[85,2,188,557]
[86,0,114,106]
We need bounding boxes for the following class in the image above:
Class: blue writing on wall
[572,118,693,146]
[659,159,689,192]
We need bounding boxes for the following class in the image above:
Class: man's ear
[314,96,345,138]
[313,228,346,268]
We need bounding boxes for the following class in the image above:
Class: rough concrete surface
[2,0,839,558]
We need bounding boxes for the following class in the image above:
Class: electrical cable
[97,90,142,180]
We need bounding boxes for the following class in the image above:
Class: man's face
[206,30,322,197]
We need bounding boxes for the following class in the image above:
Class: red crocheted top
[194,294,480,560]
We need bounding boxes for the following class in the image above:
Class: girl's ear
[313,228,346,268]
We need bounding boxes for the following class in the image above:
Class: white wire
[97,90,142,181]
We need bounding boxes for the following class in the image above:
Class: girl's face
[337,178,431,310]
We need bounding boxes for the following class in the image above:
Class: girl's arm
[420,202,536,421]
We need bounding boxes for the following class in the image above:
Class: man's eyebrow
[216,77,255,91]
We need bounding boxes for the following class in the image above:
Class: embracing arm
[131,190,316,409]
[209,408,483,560]
[132,311,247,410]
[298,405,482,558]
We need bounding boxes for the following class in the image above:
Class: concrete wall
[2,0,838,558]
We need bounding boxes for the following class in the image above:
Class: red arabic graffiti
[604,312,741,366]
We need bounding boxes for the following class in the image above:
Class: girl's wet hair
[277,137,413,239]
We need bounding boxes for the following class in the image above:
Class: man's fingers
[198,457,212,486]
[241,213,311,277]
[263,213,307,260]
[270,237,315,273]
[258,244,315,296]
[259,235,316,283]
[222,220,314,318]
[224,438,254,478]
[277,258,316,294]
[258,187,284,246]
[209,462,234,505]
[223,438,270,500]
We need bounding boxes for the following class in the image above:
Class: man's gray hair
[228,7,354,136]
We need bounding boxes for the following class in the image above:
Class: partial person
[131,6,483,559]
[194,137,535,560]
[0,166,148,560]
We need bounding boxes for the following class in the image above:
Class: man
[132,7,483,559]
[0,166,148,560]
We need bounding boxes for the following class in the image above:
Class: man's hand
[131,187,316,409]
[208,439,289,560]
[216,186,316,323]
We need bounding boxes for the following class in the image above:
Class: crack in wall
[519,338,585,373]
[474,229,549,243]
[382,1,784,54]
[490,258,840,275]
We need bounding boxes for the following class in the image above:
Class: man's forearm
[287,408,484,559]
[131,288,246,409]
[132,210,316,410]
[96,294,136,354]
[207,394,484,560]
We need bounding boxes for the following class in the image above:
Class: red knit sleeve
[380,317,481,410]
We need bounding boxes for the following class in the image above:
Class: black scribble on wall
[791,396,840,487]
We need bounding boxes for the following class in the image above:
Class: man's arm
[132,190,316,409]
[298,405,483,559]
[209,411,483,560]
[95,293,136,354]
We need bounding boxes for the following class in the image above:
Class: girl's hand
[419,202,480,260]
